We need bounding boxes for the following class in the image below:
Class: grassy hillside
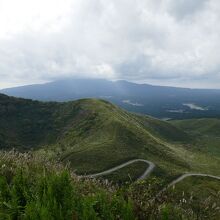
[0,151,219,220]
[172,118,220,157]
[0,94,220,219]
[0,94,220,181]
[0,94,74,149]
[172,118,220,136]
[135,114,191,142]
[166,176,220,219]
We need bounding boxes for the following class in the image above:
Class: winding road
[82,159,220,192]
[167,173,220,188]
[83,159,155,180]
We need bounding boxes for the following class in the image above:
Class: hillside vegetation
[172,118,220,136]
[0,151,219,220]
[172,118,220,157]
[0,151,135,220]
[0,94,220,181]
[0,94,220,219]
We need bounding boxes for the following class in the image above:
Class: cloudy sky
[0,0,220,89]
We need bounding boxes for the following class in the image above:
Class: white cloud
[0,0,220,88]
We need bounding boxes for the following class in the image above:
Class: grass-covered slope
[0,93,220,180]
[0,94,220,219]
[172,118,220,136]
[166,176,220,220]
[54,99,191,174]
[0,94,190,176]
[172,118,220,157]
[0,93,76,149]
[0,151,219,220]
[135,114,191,142]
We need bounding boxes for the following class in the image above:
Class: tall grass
[0,151,135,220]
[0,151,219,220]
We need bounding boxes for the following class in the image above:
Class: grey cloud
[116,55,153,79]
[0,0,220,88]
[167,0,208,20]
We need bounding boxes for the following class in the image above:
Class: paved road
[82,159,220,193]
[153,173,220,200]
[166,173,220,189]
[83,159,155,180]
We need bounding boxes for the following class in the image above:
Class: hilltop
[0,94,187,175]
[0,94,220,219]
[0,94,220,181]
[2,78,220,119]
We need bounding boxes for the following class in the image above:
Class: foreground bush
[0,151,134,220]
[0,151,219,220]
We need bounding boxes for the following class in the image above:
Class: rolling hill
[2,78,220,120]
[172,118,220,136]
[0,93,220,219]
[0,93,220,180]
[172,118,220,157]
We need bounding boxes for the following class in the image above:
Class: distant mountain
[2,78,220,119]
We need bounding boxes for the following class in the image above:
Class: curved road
[152,173,220,200]
[82,159,220,192]
[166,173,220,189]
[83,159,155,180]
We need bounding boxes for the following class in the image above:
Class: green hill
[172,118,220,136]
[0,94,220,179]
[172,118,220,157]
[0,94,220,219]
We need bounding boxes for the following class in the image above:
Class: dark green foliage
[0,94,81,149]
[0,152,136,220]
[0,170,74,219]
[0,152,219,220]
[0,94,191,177]
[0,95,220,219]
[124,177,220,220]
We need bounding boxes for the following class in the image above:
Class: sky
[0,0,220,89]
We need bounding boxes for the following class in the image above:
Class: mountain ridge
[2,78,220,120]
[1,93,220,179]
